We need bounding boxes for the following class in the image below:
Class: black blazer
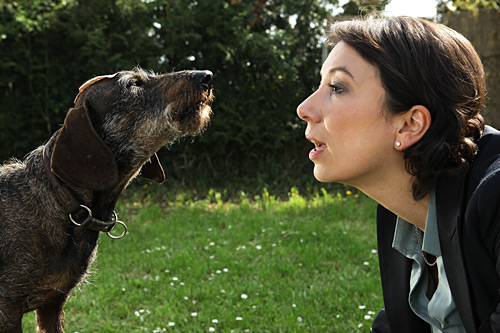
[372,126,500,333]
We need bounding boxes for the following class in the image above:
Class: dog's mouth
[196,91,213,111]
[171,87,214,135]
[197,90,214,119]
[190,96,213,133]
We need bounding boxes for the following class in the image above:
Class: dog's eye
[127,78,144,88]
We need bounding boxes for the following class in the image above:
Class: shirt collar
[421,189,440,256]
[392,188,441,257]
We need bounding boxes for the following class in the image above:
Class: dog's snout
[193,70,213,89]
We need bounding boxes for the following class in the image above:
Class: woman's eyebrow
[322,66,355,81]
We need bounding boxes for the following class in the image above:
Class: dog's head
[50,68,214,191]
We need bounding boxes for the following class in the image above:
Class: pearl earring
[396,142,401,147]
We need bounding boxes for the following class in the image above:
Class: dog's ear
[51,102,119,191]
[139,153,165,183]
[74,73,119,104]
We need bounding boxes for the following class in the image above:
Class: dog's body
[0,68,213,332]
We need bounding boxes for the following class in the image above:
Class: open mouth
[172,90,213,135]
[306,137,327,160]
[171,88,213,117]
[310,139,326,152]
[193,85,214,110]
[195,91,213,116]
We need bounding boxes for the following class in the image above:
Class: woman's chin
[313,168,333,183]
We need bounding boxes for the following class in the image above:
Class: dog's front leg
[35,294,68,333]
[0,308,23,333]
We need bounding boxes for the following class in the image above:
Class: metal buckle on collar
[107,211,127,239]
[69,204,93,227]
[69,204,127,239]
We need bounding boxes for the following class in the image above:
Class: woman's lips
[308,138,326,160]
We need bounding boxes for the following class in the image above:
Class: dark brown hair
[327,16,486,200]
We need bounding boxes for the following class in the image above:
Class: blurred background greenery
[0,0,497,196]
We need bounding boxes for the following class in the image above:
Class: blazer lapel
[436,176,477,332]
[376,205,432,333]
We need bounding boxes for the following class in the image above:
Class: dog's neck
[42,145,127,239]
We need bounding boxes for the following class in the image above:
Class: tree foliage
[341,0,388,16]
[0,0,345,188]
[438,0,500,12]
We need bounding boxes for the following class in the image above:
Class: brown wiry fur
[0,68,213,332]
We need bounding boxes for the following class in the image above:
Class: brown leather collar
[43,146,126,239]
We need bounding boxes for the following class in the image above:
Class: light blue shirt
[392,189,466,332]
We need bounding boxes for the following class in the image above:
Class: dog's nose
[193,70,213,89]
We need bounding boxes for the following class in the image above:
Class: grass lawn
[22,187,383,332]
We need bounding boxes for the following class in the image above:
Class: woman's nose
[297,93,321,123]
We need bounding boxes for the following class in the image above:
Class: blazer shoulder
[467,125,500,195]
[465,126,500,231]
[476,125,500,163]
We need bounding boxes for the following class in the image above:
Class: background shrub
[0,0,386,193]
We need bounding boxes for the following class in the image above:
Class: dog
[0,68,213,332]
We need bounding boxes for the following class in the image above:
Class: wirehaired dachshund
[0,68,213,332]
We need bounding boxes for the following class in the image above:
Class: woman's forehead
[321,42,380,83]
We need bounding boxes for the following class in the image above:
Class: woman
[297,16,500,333]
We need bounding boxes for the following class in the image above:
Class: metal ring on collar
[106,211,127,239]
[69,204,92,227]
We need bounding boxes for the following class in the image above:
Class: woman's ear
[394,105,431,150]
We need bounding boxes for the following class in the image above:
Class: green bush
[0,0,328,188]
[1,1,389,191]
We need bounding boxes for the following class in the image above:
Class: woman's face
[297,41,399,188]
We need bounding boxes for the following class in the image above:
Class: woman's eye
[328,83,345,95]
